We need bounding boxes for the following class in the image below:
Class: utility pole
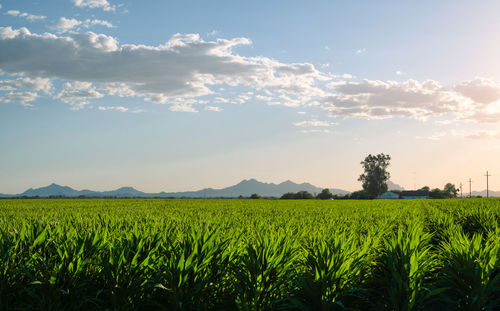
[459,182,463,199]
[468,178,472,198]
[485,171,491,198]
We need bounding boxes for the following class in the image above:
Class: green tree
[280,192,297,199]
[250,193,261,199]
[316,188,333,200]
[296,191,314,199]
[280,191,314,199]
[443,183,457,198]
[358,153,391,199]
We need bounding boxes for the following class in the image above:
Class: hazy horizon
[1,1,499,194]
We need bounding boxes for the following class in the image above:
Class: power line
[468,178,472,198]
[485,171,491,198]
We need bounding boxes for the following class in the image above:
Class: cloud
[169,104,197,112]
[5,10,46,21]
[454,77,500,105]
[0,91,38,106]
[356,48,366,55]
[98,105,128,112]
[54,17,115,33]
[3,26,500,122]
[396,71,405,76]
[323,79,468,120]
[294,120,331,127]
[72,0,116,12]
[68,101,91,110]
[204,105,222,112]
[0,77,52,93]
[0,27,327,111]
[55,81,104,109]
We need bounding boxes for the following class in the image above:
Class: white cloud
[72,0,116,12]
[294,120,331,127]
[454,77,500,105]
[0,77,52,93]
[323,79,469,120]
[5,10,46,21]
[56,81,104,108]
[0,27,327,111]
[169,105,197,112]
[0,91,38,106]
[214,97,230,103]
[98,105,128,112]
[68,101,91,110]
[205,105,222,112]
[54,17,115,33]
[356,48,366,55]
[396,71,405,76]
[3,26,500,122]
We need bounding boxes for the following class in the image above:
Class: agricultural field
[0,198,499,310]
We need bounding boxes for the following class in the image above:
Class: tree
[358,153,391,199]
[295,191,314,199]
[349,190,371,199]
[280,191,314,200]
[250,193,261,199]
[316,188,333,200]
[443,183,457,198]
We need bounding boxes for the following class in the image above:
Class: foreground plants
[0,198,498,310]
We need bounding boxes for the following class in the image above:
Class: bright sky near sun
[1,0,500,194]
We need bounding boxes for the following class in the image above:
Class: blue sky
[1,0,500,193]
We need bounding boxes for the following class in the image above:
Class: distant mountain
[21,183,82,197]
[0,179,350,198]
[470,190,500,198]
[161,179,349,198]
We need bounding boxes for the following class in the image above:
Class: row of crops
[0,198,499,310]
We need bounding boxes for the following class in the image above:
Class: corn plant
[293,234,375,310]
[151,229,232,310]
[367,223,440,311]
[231,231,299,311]
[100,232,161,309]
[438,231,500,310]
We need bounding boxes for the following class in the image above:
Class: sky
[1,0,500,194]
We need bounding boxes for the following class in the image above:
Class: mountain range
[2,179,494,198]
[0,179,356,198]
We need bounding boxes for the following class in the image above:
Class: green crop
[0,198,499,310]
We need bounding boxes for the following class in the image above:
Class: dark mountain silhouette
[0,179,351,198]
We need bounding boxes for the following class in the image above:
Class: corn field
[0,198,499,310]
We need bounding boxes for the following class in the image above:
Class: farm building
[376,192,400,199]
[400,190,429,199]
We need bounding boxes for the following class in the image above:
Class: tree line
[249,153,466,200]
